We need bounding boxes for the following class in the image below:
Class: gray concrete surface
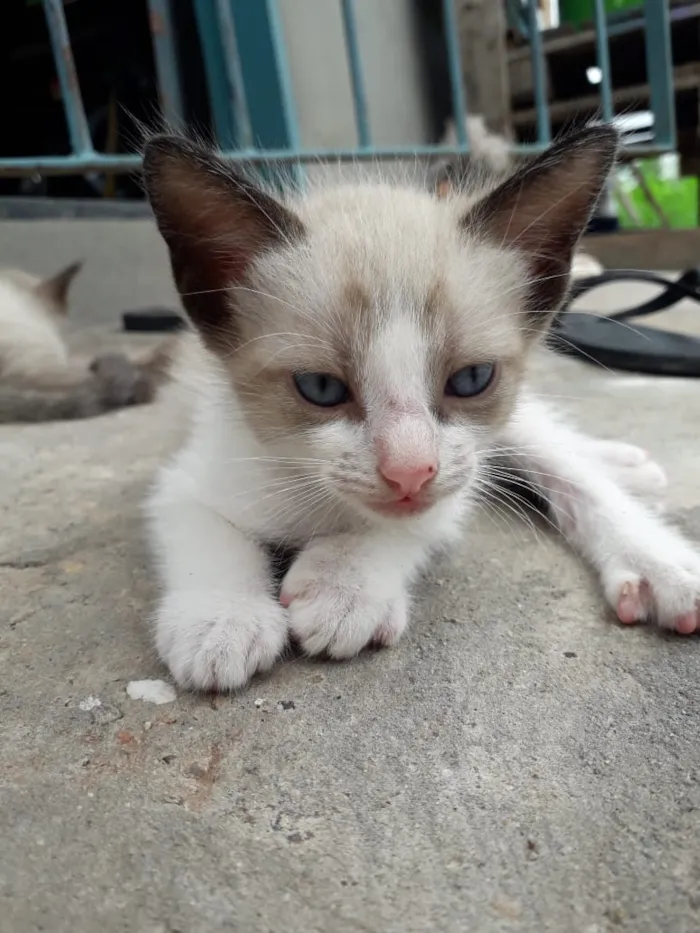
[2,220,700,933]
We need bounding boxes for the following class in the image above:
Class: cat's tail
[431,115,516,197]
[442,115,514,176]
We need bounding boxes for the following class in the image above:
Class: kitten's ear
[36,260,82,314]
[468,125,618,324]
[143,136,304,348]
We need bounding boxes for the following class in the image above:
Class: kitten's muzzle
[366,462,438,517]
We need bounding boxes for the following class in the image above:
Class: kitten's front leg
[147,482,287,690]
[281,533,430,657]
[500,397,700,633]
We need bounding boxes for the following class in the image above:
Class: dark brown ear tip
[62,259,83,279]
[142,135,190,173]
[559,123,620,157]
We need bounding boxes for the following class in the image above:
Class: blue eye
[293,372,350,407]
[445,363,495,398]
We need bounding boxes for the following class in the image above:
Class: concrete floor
[2,219,700,933]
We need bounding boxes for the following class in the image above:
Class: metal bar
[441,0,469,146]
[263,0,303,184]
[147,0,185,129]
[644,0,676,149]
[0,140,667,178]
[42,0,94,155]
[510,2,700,60]
[192,0,236,147]
[215,0,254,150]
[340,0,371,149]
[525,0,551,144]
[593,0,614,123]
[264,0,301,152]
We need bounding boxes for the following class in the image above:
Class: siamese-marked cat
[142,125,697,693]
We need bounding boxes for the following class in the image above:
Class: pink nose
[379,460,437,497]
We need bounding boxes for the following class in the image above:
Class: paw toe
[371,599,408,648]
[593,440,648,467]
[672,610,699,635]
[156,595,287,692]
[610,567,700,636]
[615,579,648,625]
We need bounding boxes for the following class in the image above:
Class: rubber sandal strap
[567,268,700,321]
[549,313,700,376]
[550,266,700,377]
[122,309,185,333]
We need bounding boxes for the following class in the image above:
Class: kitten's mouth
[370,495,431,517]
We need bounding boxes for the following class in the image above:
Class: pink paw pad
[616,580,699,634]
[279,590,293,609]
[673,612,698,636]
[371,616,404,648]
[616,580,648,625]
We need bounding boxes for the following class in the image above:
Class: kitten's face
[225,187,529,519]
[144,127,617,522]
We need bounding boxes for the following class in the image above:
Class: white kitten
[143,126,700,692]
[0,262,170,423]
[0,262,80,381]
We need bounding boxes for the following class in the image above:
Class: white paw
[280,545,408,658]
[155,590,287,691]
[589,440,667,497]
[602,541,700,634]
[589,440,648,467]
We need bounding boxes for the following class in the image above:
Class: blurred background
[0,1,695,266]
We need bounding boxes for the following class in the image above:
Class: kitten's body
[0,350,169,424]
[143,127,700,692]
[0,262,168,422]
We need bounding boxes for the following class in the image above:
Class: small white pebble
[79,696,102,712]
[126,679,176,705]
[144,720,152,731]
[254,697,266,709]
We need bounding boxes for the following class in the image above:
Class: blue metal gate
[0,0,677,180]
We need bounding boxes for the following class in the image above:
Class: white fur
[150,362,698,692]
[146,176,700,691]
[504,396,700,628]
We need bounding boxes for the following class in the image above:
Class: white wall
[278,0,432,150]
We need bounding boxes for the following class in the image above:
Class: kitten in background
[0,261,169,423]
[0,261,80,381]
[142,125,699,694]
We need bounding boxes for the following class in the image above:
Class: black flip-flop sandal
[122,307,185,333]
[550,268,700,376]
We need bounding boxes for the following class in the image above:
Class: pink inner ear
[144,137,305,343]
[159,168,280,286]
[472,127,617,271]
